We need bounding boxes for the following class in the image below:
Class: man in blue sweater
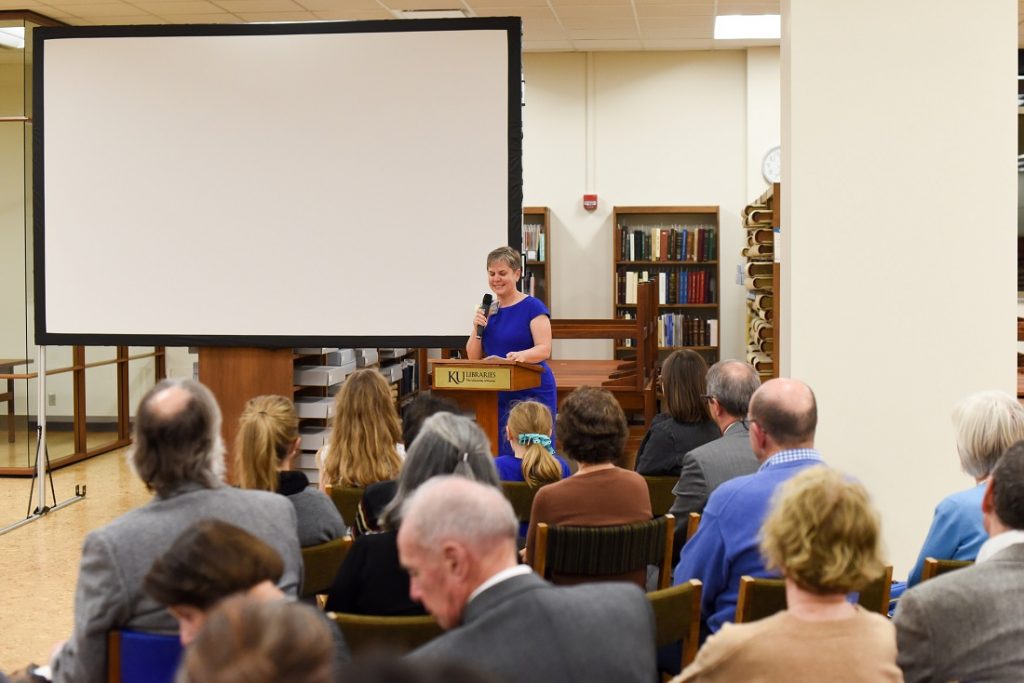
[672,377,825,639]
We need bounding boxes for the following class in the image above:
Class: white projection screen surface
[35,19,522,347]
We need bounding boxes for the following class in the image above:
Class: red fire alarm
[583,194,598,211]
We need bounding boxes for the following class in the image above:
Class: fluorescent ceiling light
[0,27,25,50]
[714,14,780,40]
[391,9,470,19]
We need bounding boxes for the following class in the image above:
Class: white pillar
[781,0,1017,574]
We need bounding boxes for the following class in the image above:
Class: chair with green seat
[647,580,703,672]
[532,514,675,589]
[328,612,442,656]
[300,535,353,601]
[501,481,540,525]
[324,484,364,528]
[644,476,678,516]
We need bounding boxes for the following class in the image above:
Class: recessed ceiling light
[391,9,471,19]
[0,27,25,50]
[714,15,780,40]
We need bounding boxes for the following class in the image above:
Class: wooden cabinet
[522,206,551,312]
[612,206,720,364]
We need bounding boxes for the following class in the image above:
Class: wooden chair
[300,536,353,600]
[644,476,677,516]
[647,580,702,672]
[735,566,894,623]
[325,484,364,527]
[328,612,442,656]
[532,514,675,590]
[107,630,182,683]
[686,512,701,542]
[501,481,540,525]
[921,557,974,582]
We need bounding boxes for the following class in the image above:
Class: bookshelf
[741,184,779,380]
[522,206,551,311]
[612,206,720,364]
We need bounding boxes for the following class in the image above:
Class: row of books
[658,314,719,348]
[522,270,543,298]
[617,269,716,305]
[618,224,717,262]
[523,223,545,262]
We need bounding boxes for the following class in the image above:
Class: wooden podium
[429,358,543,455]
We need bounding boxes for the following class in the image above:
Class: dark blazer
[634,413,720,476]
[668,421,759,558]
[408,572,656,683]
[895,542,1024,683]
[324,530,426,616]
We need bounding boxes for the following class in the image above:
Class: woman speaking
[466,246,557,457]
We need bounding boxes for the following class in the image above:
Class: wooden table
[0,358,32,443]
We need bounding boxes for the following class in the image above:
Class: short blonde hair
[486,246,521,272]
[953,390,1024,479]
[760,466,884,595]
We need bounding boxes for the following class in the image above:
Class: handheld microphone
[476,294,493,339]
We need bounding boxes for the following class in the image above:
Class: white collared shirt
[975,529,1024,564]
[468,564,533,603]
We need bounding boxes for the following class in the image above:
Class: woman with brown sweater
[524,386,652,586]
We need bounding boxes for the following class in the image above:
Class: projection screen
[34,18,522,348]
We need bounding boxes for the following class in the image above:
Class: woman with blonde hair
[235,395,344,547]
[675,466,901,682]
[318,368,404,490]
[496,400,570,487]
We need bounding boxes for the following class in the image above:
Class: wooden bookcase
[522,206,551,312]
[612,206,720,364]
[741,184,779,379]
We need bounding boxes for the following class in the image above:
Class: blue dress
[482,295,558,456]
[495,454,571,482]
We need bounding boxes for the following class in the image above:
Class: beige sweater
[675,607,904,683]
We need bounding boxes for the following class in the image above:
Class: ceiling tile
[566,26,637,40]
[76,15,166,22]
[641,37,711,49]
[468,0,549,7]
[310,7,392,18]
[522,19,568,40]
[548,0,631,7]
[214,0,305,12]
[294,0,382,10]
[382,0,468,10]
[473,6,554,19]
[522,38,572,51]
[715,0,778,13]
[134,1,225,13]
[161,11,242,21]
[233,9,317,19]
[45,2,151,15]
[0,0,43,8]
[571,38,641,49]
[635,3,712,17]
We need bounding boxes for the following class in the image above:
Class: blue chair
[108,629,183,683]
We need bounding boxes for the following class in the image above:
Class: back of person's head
[556,386,627,465]
[175,596,333,683]
[705,359,760,419]
[990,441,1024,530]
[144,519,284,611]
[760,466,884,595]
[130,379,224,495]
[507,400,561,488]
[381,412,499,529]
[337,656,503,683]
[747,377,817,449]
[953,390,1024,479]
[401,391,460,447]
[660,349,712,424]
[235,395,298,492]
[324,368,403,488]
[399,475,517,554]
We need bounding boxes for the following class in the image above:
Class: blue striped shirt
[758,448,824,472]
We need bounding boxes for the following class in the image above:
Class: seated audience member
[319,368,404,491]
[904,390,1024,586]
[668,360,761,557]
[49,379,301,683]
[635,349,720,476]
[403,477,657,683]
[175,596,334,683]
[674,377,824,639]
[495,400,571,485]
[895,441,1024,682]
[524,386,652,586]
[324,413,500,615]
[143,518,349,667]
[674,467,901,682]
[235,395,344,546]
[339,658,502,683]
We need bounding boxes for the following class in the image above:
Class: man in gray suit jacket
[50,379,303,683]
[401,476,657,683]
[895,440,1024,683]
[669,360,761,557]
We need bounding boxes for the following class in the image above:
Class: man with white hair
[50,379,302,683]
[401,476,656,683]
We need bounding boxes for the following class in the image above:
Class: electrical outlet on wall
[47,393,56,407]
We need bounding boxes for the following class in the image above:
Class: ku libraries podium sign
[434,366,513,390]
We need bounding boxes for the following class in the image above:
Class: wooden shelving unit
[612,205,721,365]
[522,206,551,311]
[741,183,780,379]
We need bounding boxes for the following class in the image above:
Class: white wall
[745,47,781,199]
[783,0,1017,575]
[524,49,779,363]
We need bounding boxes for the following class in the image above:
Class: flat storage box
[295,397,334,420]
[296,452,320,470]
[299,426,330,451]
[356,348,379,367]
[294,364,350,387]
[378,348,408,359]
[294,347,340,356]
[380,364,403,382]
[324,349,356,366]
